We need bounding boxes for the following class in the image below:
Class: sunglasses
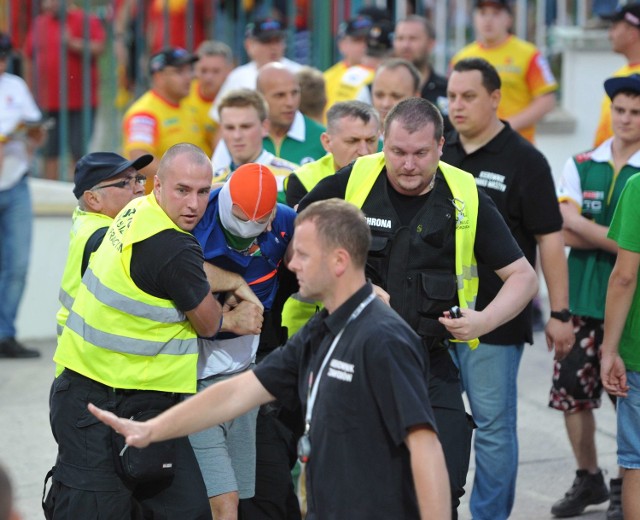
[92,174,146,190]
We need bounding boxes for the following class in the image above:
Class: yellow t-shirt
[184,79,217,157]
[323,61,348,118]
[452,36,558,143]
[325,63,374,109]
[122,89,210,160]
[593,63,640,147]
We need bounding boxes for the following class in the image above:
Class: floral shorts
[549,316,604,413]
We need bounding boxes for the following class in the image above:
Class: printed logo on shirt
[535,54,556,85]
[366,216,392,229]
[583,190,605,215]
[475,171,507,193]
[300,156,315,165]
[127,115,156,145]
[327,358,354,382]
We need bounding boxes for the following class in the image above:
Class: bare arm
[406,426,451,520]
[439,257,538,340]
[506,92,555,132]
[536,231,575,359]
[203,262,263,310]
[184,292,223,338]
[560,202,618,253]
[600,248,640,396]
[89,370,274,447]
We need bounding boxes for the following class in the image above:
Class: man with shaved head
[212,63,325,172]
[46,144,254,519]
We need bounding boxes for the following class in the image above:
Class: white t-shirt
[209,57,303,122]
[0,72,42,190]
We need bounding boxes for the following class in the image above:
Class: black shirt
[130,229,211,312]
[254,283,436,519]
[284,173,308,208]
[442,122,562,344]
[421,70,452,134]
[298,164,522,271]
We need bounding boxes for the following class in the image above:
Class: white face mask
[218,181,271,238]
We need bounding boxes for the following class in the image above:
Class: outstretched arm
[89,370,275,447]
[406,426,451,520]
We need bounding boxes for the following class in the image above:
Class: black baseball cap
[366,20,394,57]
[602,3,640,28]
[338,16,373,39]
[0,32,12,57]
[604,73,640,100]
[475,0,512,12]
[149,47,198,74]
[73,152,153,199]
[245,18,286,42]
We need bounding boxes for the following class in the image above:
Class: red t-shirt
[24,9,106,110]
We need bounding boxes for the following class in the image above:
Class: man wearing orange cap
[191,163,297,520]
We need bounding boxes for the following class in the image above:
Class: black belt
[62,368,181,399]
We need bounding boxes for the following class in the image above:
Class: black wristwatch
[550,308,572,323]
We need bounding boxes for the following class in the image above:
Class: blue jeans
[450,342,524,520]
[0,176,32,340]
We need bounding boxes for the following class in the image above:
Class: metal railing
[0,0,602,180]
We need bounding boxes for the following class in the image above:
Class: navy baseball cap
[245,18,286,42]
[149,47,198,74]
[338,16,374,39]
[0,32,12,57]
[475,0,512,12]
[602,3,640,28]
[366,20,394,57]
[604,73,640,100]
[73,152,153,199]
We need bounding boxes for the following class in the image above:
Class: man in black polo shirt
[90,198,452,519]
[442,57,574,520]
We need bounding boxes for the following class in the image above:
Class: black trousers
[45,369,210,520]
[238,408,301,520]
[428,343,474,520]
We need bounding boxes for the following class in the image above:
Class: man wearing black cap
[123,47,209,193]
[548,74,640,520]
[334,19,395,106]
[594,2,640,147]
[451,0,557,144]
[324,16,373,113]
[55,152,151,338]
[210,18,303,122]
[0,32,47,359]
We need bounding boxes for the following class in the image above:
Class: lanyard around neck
[304,292,376,433]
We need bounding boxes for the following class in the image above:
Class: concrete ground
[0,332,618,520]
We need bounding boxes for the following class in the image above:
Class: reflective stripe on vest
[54,194,199,393]
[345,152,480,349]
[56,209,113,336]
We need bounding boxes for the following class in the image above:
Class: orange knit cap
[228,163,278,220]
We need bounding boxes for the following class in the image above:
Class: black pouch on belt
[111,392,177,483]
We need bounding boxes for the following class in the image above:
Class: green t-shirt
[263,114,326,166]
[608,172,640,372]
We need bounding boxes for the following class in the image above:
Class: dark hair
[452,57,502,93]
[384,97,443,141]
[375,58,421,94]
[0,464,12,520]
[397,15,436,40]
[296,199,371,269]
[326,101,380,135]
[611,88,640,101]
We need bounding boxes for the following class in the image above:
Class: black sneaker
[606,478,623,520]
[551,470,609,517]
[0,338,41,359]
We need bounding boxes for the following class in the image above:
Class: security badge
[451,198,466,227]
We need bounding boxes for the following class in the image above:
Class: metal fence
[0,0,600,180]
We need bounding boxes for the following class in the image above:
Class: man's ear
[332,247,350,277]
[82,191,102,213]
[320,132,332,154]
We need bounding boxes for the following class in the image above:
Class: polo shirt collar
[323,282,373,336]
[590,137,640,168]
[287,111,306,142]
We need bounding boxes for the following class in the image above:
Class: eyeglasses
[92,174,146,190]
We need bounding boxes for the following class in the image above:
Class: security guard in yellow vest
[297,98,538,517]
[47,144,224,519]
[56,152,151,340]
